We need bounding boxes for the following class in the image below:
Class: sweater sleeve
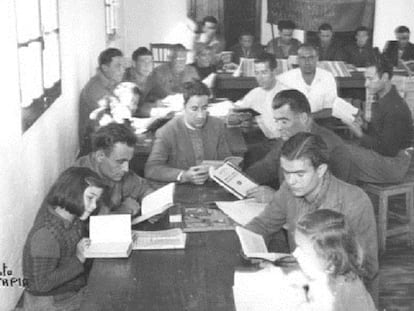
[123,172,154,202]
[145,128,183,182]
[345,191,379,281]
[245,184,288,238]
[217,123,233,159]
[29,228,84,293]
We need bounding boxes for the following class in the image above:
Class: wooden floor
[378,195,414,311]
[379,235,414,311]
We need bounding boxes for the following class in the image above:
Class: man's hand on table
[246,186,276,204]
[181,166,210,185]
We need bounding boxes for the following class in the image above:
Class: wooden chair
[363,180,414,254]
[150,43,175,67]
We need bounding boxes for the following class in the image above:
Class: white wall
[373,0,414,50]
[123,0,188,58]
[0,0,118,309]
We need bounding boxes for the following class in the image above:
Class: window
[15,0,61,132]
[105,0,119,41]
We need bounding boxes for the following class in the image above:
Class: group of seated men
[22,15,414,310]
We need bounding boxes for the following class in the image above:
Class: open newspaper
[132,183,175,225]
[85,215,132,258]
[209,162,258,199]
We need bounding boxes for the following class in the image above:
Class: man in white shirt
[234,53,282,139]
[232,53,282,165]
[277,44,338,119]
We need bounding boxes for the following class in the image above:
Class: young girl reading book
[293,209,377,311]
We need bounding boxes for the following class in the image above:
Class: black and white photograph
[1,0,414,310]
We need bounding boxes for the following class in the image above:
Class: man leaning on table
[75,123,153,216]
[245,89,353,198]
[245,132,379,305]
[277,43,338,119]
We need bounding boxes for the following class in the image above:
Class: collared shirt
[245,173,378,281]
[236,81,282,138]
[184,118,204,164]
[75,154,153,212]
[277,68,338,112]
[360,85,413,157]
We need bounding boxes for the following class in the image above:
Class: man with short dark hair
[343,26,378,67]
[277,44,337,117]
[266,20,301,58]
[343,56,413,183]
[315,23,344,61]
[245,89,352,198]
[75,123,153,215]
[152,44,199,96]
[234,53,281,140]
[145,80,231,184]
[79,48,125,155]
[198,16,225,55]
[230,31,264,64]
[383,25,414,67]
[245,132,378,304]
[124,47,167,116]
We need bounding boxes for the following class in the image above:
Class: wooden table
[215,71,366,90]
[215,71,367,102]
[80,183,245,311]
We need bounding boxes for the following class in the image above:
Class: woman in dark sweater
[22,167,105,311]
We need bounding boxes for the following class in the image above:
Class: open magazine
[209,161,258,199]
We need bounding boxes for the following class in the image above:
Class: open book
[235,226,292,263]
[210,161,258,199]
[132,228,187,250]
[401,60,414,76]
[332,97,359,124]
[132,183,175,225]
[85,215,132,258]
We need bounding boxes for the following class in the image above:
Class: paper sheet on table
[160,93,184,112]
[332,97,358,123]
[132,183,175,224]
[215,199,266,226]
[132,228,187,250]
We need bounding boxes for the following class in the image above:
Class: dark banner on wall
[267,0,375,31]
